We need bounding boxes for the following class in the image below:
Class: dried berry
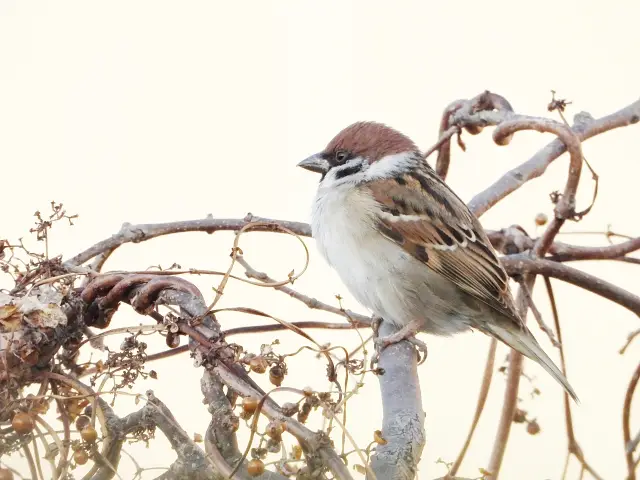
[247,459,265,477]
[0,468,14,480]
[269,365,285,386]
[513,409,527,424]
[75,415,91,431]
[242,396,259,414]
[527,419,541,435]
[166,332,180,348]
[12,411,34,434]
[266,421,285,440]
[74,449,89,465]
[81,425,98,443]
[535,213,548,226]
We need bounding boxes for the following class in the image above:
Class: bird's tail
[484,322,579,402]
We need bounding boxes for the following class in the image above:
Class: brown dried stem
[434,91,514,180]
[485,288,527,479]
[236,255,372,326]
[624,362,640,480]
[78,273,354,479]
[545,277,603,480]
[446,338,497,478]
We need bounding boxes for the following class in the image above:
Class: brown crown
[324,121,418,162]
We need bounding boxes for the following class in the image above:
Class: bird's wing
[365,165,522,323]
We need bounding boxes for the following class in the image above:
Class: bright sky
[1,2,639,479]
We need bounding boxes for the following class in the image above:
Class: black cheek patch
[334,164,363,180]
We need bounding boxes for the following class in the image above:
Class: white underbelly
[311,186,470,335]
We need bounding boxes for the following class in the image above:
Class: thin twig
[502,255,640,316]
[545,277,603,480]
[520,281,560,347]
[447,338,497,477]
[623,362,640,480]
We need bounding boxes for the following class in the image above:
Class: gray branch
[201,371,287,480]
[121,391,218,480]
[369,321,425,480]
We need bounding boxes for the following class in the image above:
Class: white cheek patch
[365,152,418,180]
[319,158,367,189]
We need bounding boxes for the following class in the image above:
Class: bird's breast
[311,186,380,271]
[309,185,472,335]
[310,186,409,315]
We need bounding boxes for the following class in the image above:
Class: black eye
[335,150,349,163]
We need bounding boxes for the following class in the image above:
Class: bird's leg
[369,315,384,368]
[375,318,422,347]
[371,314,383,337]
[372,319,428,364]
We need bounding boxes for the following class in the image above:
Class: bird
[297,121,578,401]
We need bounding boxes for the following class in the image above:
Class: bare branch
[79,273,354,480]
[64,214,311,268]
[119,391,218,480]
[502,255,640,316]
[469,97,640,217]
[434,91,515,180]
[548,236,640,262]
[369,321,425,480]
[519,281,560,348]
[236,255,372,326]
[488,227,640,263]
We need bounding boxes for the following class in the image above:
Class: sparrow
[297,121,578,401]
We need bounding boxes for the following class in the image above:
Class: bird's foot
[371,319,428,366]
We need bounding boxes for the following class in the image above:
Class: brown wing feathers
[366,169,518,320]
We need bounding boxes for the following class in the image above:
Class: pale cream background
[1,1,639,479]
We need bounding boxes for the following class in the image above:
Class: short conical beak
[297,154,330,174]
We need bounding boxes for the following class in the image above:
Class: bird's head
[297,122,420,186]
